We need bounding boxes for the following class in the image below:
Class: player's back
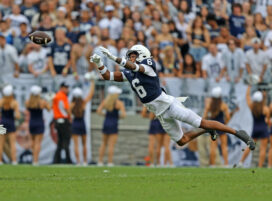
[122,58,162,104]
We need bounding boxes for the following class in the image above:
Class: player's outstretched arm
[89,54,126,82]
[99,46,146,73]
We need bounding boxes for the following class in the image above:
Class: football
[28,31,52,45]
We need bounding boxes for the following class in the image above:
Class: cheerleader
[25,85,50,166]
[0,85,20,165]
[70,80,95,166]
[96,86,126,166]
[142,106,173,167]
[239,86,269,167]
[203,87,230,166]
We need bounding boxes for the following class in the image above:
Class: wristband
[133,64,140,72]
[110,72,114,81]
[120,58,127,66]
[99,66,108,74]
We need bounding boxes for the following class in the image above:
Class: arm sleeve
[141,64,157,77]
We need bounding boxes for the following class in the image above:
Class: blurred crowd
[0,0,272,83]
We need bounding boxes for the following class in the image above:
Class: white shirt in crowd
[27,48,48,73]
[222,48,245,81]
[254,0,272,17]
[202,53,224,78]
[245,49,268,77]
[264,30,272,48]
[93,45,118,72]
[0,44,18,75]
[5,14,30,36]
[98,17,123,40]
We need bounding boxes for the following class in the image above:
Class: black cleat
[207,130,218,141]
[236,130,255,150]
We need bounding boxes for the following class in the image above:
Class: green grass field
[0,165,271,201]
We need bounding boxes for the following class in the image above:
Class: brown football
[28,31,52,45]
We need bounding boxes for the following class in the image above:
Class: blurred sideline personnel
[25,85,50,166]
[239,86,270,168]
[96,86,126,167]
[203,87,230,167]
[52,82,71,164]
[90,45,256,151]
[269,103,272,168]
[70,79,95,166]
[0,85,20,165]
[142,107,173,167]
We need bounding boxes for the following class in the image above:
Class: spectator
[25,85,51,166]
[221,39,245,83]
[27,43,49,77]
[96,86,126,167]
[239,86,270,167]
[5,4,30,36]
[98,5,123,40]
[70,79,95,166]
[187,16,210,63]
[131,11,142,32]
[202,43,224,81]
[175,12,189,41]
[200,5,209,26]
[0,85,20,165]
[20,0,39,23]
[179,0,195,23]
[269,103,272,168]
[229,3,245,38]
[241,26,257,51]
[255,0,272,18]
[122,6,132,23]
[52,82,72,164]
[213,0,228,26]
[180,53,200,78]
[0,34,20,78]
[18,43,32,73]
[242,2,252,18]
[0,20,14,44]
[206,14,221,41]
[13,22,30,54]
[203,87,230,167]
[52,7,72,32]
[39,14,55,44]
[254,13,268,39]
[159,45,181,77]
[265,5,272,25]
[152,9,162,33]
[142,16,156,42]
[79,8,93,33]
[213,27,238,52]
[70,33,93,79]
[31,1,50,29]
[0,0,12,18]
[48,28,72,76]
[245,37,268,83]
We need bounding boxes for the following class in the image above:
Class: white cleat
[83,162,88,167]
[32,162,39,166]
[97,162,103,167]
[11,161,18,165]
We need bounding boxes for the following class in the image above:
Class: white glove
[84,71,98,81]
[90,54,104,67]
[99,46,117,61]
[0,125,7,135]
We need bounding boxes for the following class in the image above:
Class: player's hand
[90,54,103,67]
[99,46,117,61]
[0,125,7,135]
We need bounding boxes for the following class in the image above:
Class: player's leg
[72,135,80,164]
[167,100,255,150]
[220,134,229,165]
[107,134,118,165]
[33,134,43,164]
[258,138,268,167]
[98,134,109,165]
[268,136,272,168]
